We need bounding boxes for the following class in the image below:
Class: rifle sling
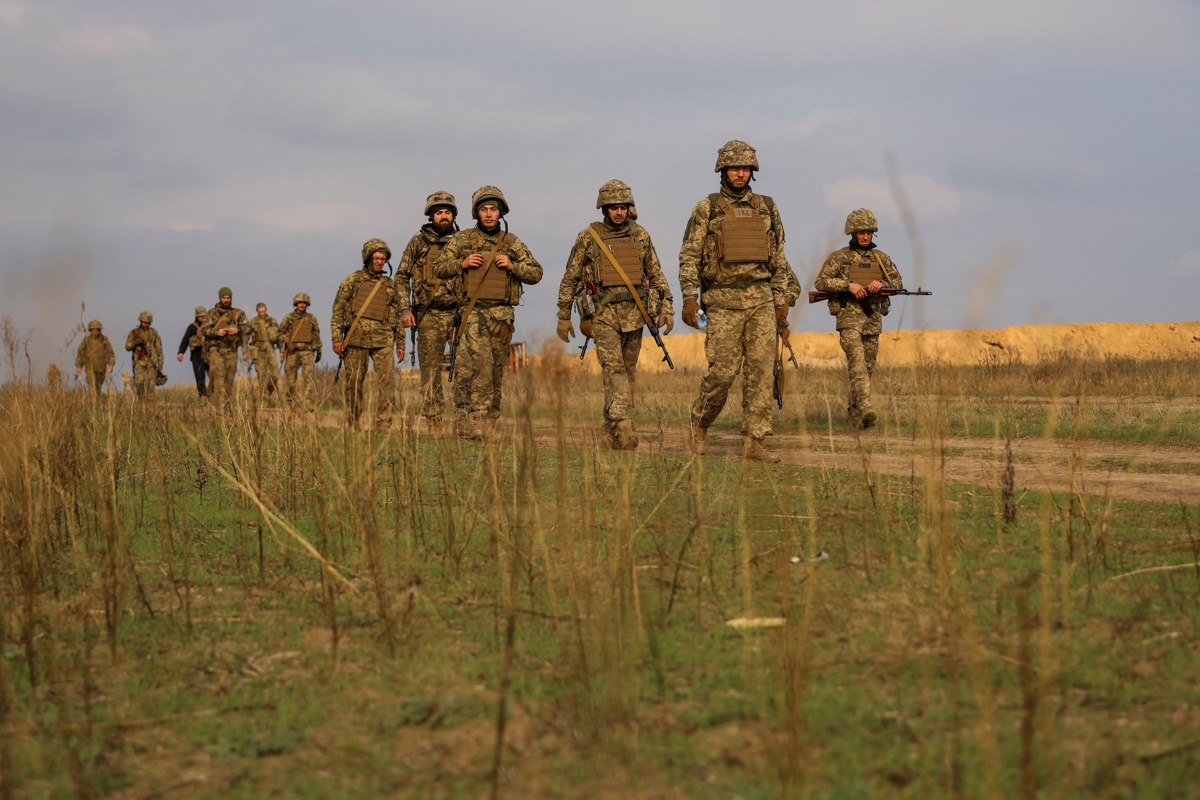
[342,279,386,351]
[585,225,654,330]
[455,232,506,340]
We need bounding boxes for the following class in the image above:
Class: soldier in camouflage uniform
[814,209,904,428]
[124,311,163,399]
[397,191,467,434]
[275,292,322,412]
[75,319,115,400]
[557,180,674,450]
[433,186,542,440]
[679,140,796,463]
[331,239,404,430]
[201,287,251,410]
[245,302,280,400]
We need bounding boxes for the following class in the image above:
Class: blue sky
[1,0,1198,380]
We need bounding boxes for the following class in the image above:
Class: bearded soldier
[275,292,322,411]
[679,140,795,463]
[556,180,673,450]
[177,305,209,398]
[201,287,251,410]
[75,319,115,399]
[433,186,542,440]
[245,302,280,399]
[124,311,163,399]
[397,191,466,434]
[331,239,404,430]
[814,209,904,428]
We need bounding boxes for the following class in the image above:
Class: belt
[705,279,768,290]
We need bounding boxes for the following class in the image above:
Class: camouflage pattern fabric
[201,304,251,352]
[813,245,904,335]
[678,186,792,311]
[342,345,394,430]
[690,303,776,440]
[76,334,115,371]
[84,369,107,399]
[593,320,643,433]
[282,350,317,412]
[132,362,157,398]
[330,268,402,350]
[416,307,464,425]
[839,329,880,417]
[124,326,163,382]
[396,225,460,315]
[432,225,543,308]
[207,348,240,409]
[275,311,322,353]
[249,315,280,397]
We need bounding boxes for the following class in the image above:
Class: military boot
[861,409,878,429]
[743,437,780,464]
[689,423,708,455]
[614,419,639,451]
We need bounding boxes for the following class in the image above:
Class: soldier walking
[124,311,163,400]
[814,209,904,428]
[331,239,404,431]
[75,319,115,400]
[245,302,280,400]
[201,287,250,410]
[396,191,466,435]
[275,292,322,412]
[679,140,795,463]
[177,305,208,398]
[433,186,542,441]
[556,180,673,450]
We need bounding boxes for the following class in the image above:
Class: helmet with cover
[714,139,759,173]
[293,292,311,306]
[361,238,391,265]
[87,319,103,332]
[194,305,207,318]
[424,190,457,218]
[137,310,153,324]
[471,185,509,219]
[844,208,879,235]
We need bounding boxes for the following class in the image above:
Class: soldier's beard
[431,220,455,236]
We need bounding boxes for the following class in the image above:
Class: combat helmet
[87,319,103,332]
[424,190,457,218]
[714,139,759,173]
[362,238,391,265]
[596,179,635,209]
[844,209,879,235]
[471,185,509,219]
[293,292,311,306]
[194,305,207,318]
[137,310,153,324]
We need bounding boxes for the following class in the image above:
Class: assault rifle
[646,288,674,370]
[808,287,933,304]
[410,326,417,368]
[576,283,596,361]
[773,332,800,410]
[447,306,463,381]
[333,321,350,384]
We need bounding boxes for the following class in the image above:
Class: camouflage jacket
[201,304,251,352]
[331,267,402,349]
[557,219,674,334]
[433,225,542,323]
[124,327,163,368]
[75,334,115,370]
[678,185,792,311]
[814,244,904,333]
[274,310,322,354]
[396,224,461,315]
[247,315,279,352]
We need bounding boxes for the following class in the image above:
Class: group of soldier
[73,138,906,463]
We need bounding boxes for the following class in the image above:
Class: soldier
[245,302,280,399]
[331,239,404,430]
[177,306,208,398]
[679,140,795,463]
[124,311,163,399]
[396,190,467,434]
[275,292,322,411]
[814,209,904,429]
[556,180,673,450]
[201,287,250,410]
[433,186,542,440]
[75,319,115,400]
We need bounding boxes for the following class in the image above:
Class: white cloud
[823,173,985,221]
[56,25,151,56]
[0,3,24,25]
[1169,249,1200,276]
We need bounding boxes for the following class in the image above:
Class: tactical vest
[851,250,886,284]
[250,318,272,346]
[422,242,443,286]
[590,223,644,288]
[465,230,515,304]
[85,337,105,364]
[131,331,149,359]
[351,277,390,321]
[289,317,313,344]
[710,193,772,264]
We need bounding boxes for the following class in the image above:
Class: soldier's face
[140,321,150,329]
[197,315,205,325]
[725,166,752,188]
[90,329,100,337]
[431,208,454,227]
[296,302,308,313]
[220,295,232,308]
[605,204,629,226]
[477,204,501,228]
[257,306,267,318]
[855,231,874,247]
[370,251,387,273]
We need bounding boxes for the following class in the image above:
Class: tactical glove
[580,319,593,339]
[556,319,575,343]
[656,314,673,336]
[682,297,701,329]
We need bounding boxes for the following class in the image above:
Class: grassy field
[2,344,1200,798]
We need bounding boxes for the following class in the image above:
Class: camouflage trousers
[452,312,511,430]
[207,348,239,409]
[593,320,642,433]
[282,350,316,412]
[343,345,395,430]
[690,302,775,440]
[84,368,106,400]
[250,346,279,397]
[132,361,157,399]
[838,328,879,414]
[416,308,465,424]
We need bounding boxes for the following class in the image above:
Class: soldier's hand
[242,353,249,361]
[494,253,512,271]
[333,342,345,356]
[396,346,404,361]
[657,314,673,336]
[682,297,701,329]
[556,319,575,343]
[462,253,484,269]
[848,282,868,300]
[867,280,885,294]
[774,306,789,335]
[580,318,593,339]
[177,353,184,362]
[75,367,82,377]
[401,310,416,328]
[279,353,286,363]
[778,327,790,343]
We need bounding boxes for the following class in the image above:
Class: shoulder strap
[586,225,653,329]
[455,232,507,339]
[283,314,309,353]
[343,277,386,346]
[418,239,448,322]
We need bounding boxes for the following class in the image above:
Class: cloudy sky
[1,0,1197,380]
